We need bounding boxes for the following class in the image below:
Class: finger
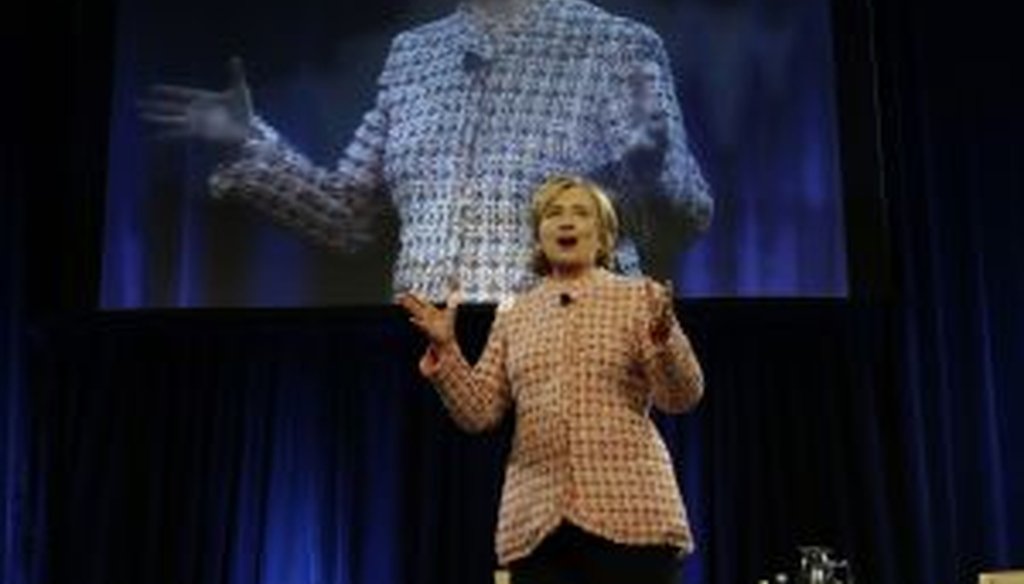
[139,113,189,126]
[406,291,433,310]
[150,85,221,100]
[153,128,194,141]
[659,281,674,317]
[631,63,659,98]
[396,292,424,313]
[644,277,660,301]
[397,292,437,319]
[228,56,255,114]
[408,317,439,339]
[645,278,670,318]
[446,288,463,311]
[409,317,447,345]
[136,99,189,115]
[395,293,419,314]
[228,56,248,90]
[396,291,424,306]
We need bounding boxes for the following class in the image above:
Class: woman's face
[538,186,602,274]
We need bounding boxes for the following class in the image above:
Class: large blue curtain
[4,1,1023,584]
[4,21,33,584]
[2,94,29,584]
[24,303,895,584]
[880,0,1024,573]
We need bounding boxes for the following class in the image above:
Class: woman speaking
[398,175,704,584]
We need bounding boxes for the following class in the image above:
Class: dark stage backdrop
[2,58,31,584]
[20,298,1024,584]
[100,0,847,306]
[23,303,902,584]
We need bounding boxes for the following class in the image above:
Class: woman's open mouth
[556,236,579,248]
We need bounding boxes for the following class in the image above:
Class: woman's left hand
[644,278,675,346]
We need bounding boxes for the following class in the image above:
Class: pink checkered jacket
[425,269,703,565]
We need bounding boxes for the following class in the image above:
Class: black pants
[508,523,683,584]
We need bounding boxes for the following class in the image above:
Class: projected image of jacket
[209,0,713,303]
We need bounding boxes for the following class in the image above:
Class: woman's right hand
[396,287,462,348]
[138,56,255,146]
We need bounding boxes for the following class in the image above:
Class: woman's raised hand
[138,56,255,146]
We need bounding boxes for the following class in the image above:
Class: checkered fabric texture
[427,270,704,565]
[209,0,712,302]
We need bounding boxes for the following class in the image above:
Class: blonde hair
[530,175,619,275]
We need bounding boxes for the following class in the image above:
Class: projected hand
[397,286,462,349]
[138,57,255,146]
[644,278,675,346]
[625,63,668,173]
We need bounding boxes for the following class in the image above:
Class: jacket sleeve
[599,24,713,249]
[424,308,513,433]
